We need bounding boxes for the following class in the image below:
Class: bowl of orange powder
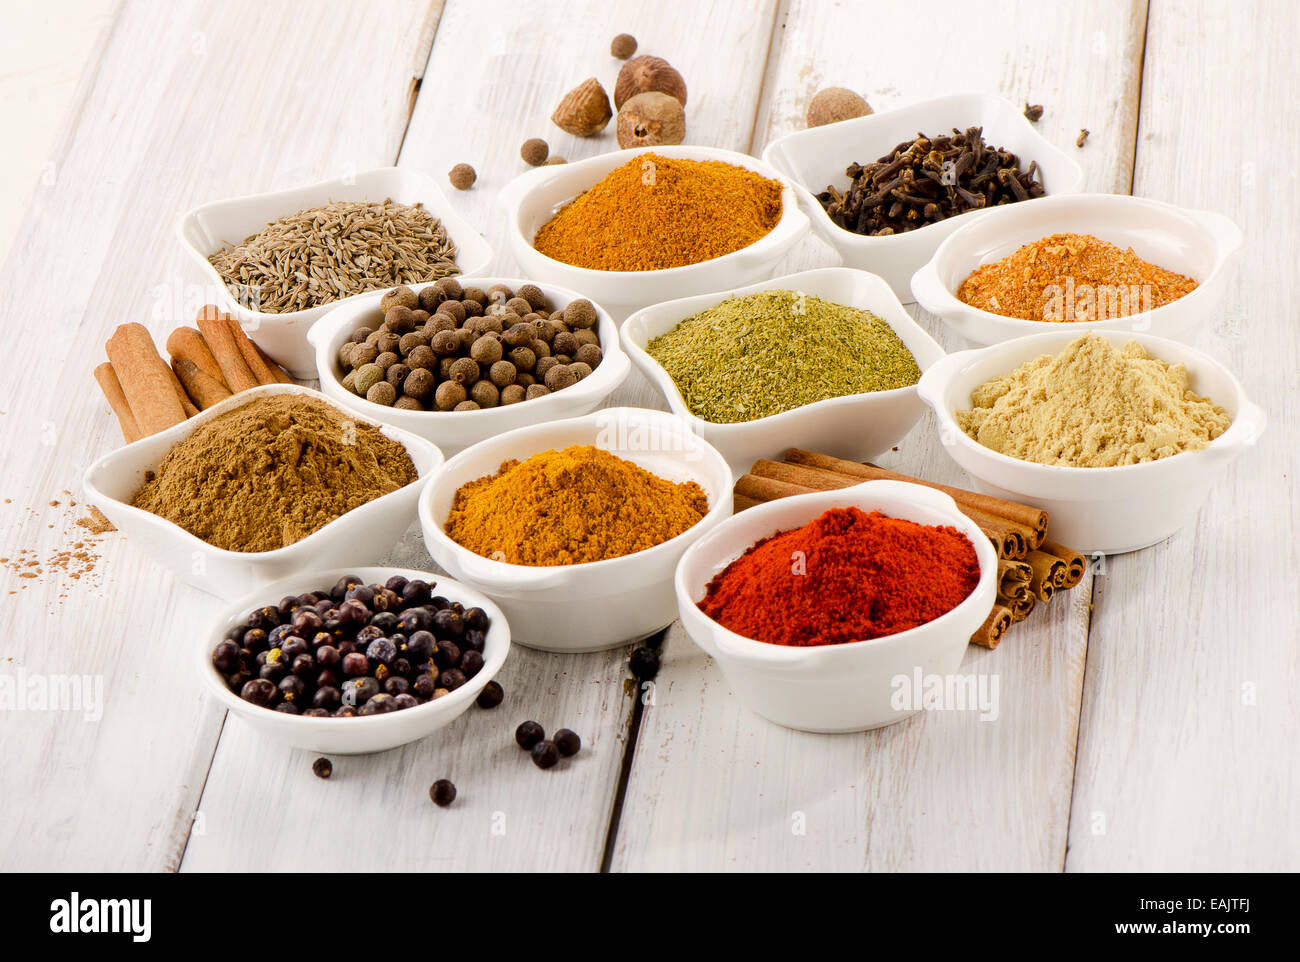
[497,146,809,320]
[910,193,1243,346]
[418,407,734,652]
[675,480,998,733]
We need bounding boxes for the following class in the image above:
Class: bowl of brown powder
[916,331,1265,553]
[911,193,1243,346]
[84,385,443,599]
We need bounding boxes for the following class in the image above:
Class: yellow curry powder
[532,153,783,272]
[444,444,709,565]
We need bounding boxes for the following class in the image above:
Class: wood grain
[0,0,438,872]
[1065,0,1300,871]
[610,0,1145,872]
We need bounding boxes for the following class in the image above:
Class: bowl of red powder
[675,480,998,732]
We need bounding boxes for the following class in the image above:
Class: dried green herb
[646,290,921,424]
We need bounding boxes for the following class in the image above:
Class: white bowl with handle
[418,407,734,652]
[177,167,493,378]
[761,93,1083,301]
[910,193,1243,346]
[915,330,1266,554]
[200,566,509,754]
[496,145,810,321]
[308,278,630,457]
[621,267,945,476]
[83,385,443,599]
[676,480,998,733]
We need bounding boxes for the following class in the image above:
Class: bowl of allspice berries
[309,278,630,453]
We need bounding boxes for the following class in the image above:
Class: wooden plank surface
[181,0,782,872]
[1065,0,1300,871]
[0,0,438,872]
[610,0,1146,872]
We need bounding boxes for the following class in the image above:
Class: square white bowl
[418,408,734,652]
[910,193,1243,346]
[761,93,1084,301]
[307,278,631,457]
[620,267,946,477]
[83,384,444,599]
[177,167,494,378]
[201,566,509,754]
[496,145,810,321]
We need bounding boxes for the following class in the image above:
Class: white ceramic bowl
[418,408,734,652]
[676,480,998,733]
[761,93,1084,301]
[621,267,946,476]
[177,167,494,378]
[910,193,1244,346]
[915,330,1266,554]
[83,385,443,599]
[308,278,631,457]
[200,567,509,754]
[496,145,810,321]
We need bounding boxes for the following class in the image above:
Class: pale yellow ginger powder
[956,335,1231,467]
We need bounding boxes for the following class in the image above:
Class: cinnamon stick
[1042,539,1087,588]
[736,471,1024,559]
[173,358,233,410]
[166,326,228,389]
[970,605,1013,649]
[784,449,1048,545]
[733,493,762,512]
[93,362,141,443]
[1008,590,1036,622]
[997,559,1032,596]
[1026,550,1063,602]
[104,324,188,436]
[227,316,285,386]
[251,338,293,384]
[196,305,259,393]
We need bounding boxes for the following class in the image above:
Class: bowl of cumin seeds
[177,167,493,378]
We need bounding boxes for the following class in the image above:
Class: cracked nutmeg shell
[613,55,687,110]
[551,77,613,136]
[616,91,686,149]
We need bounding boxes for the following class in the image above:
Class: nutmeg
[613,55,687,110]
[551,78,613,136]
[616,91,685,148]
[805,87,872,128]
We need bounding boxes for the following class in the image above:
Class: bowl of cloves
[762,93,1083,301]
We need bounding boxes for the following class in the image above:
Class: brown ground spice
[132,394,417,552]
[957,232,1199,321]
[532,153,783,272]
[445,444,709,565]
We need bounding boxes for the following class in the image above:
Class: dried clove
[1024,103,1044,123]
[815,127,1046,237]
[1076,128,1090,147]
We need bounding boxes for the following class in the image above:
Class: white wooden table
[1,0,1295,872]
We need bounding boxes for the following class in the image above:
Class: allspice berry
[805,87,872,128]
[544,156,566,165]
[516,284,548,311]
[500,384,527,405]
[552,77,613,136]
[380,286,418,313]
[448,163,477,190]
[448,356,480,385]
[614,55,687,109]
[611,33,637,59]
[563,298,598,330]
[470,380,500,408]
[366,381,397,406]
[616,92,686,149]
[435,381,467,411]
[544,365,577,392]
[521,138,549,166]
[575,343,603,368]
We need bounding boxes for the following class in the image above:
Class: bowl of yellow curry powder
[498,146,809,320]
[418,407,733,652]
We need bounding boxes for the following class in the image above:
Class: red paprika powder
[699,506,980,646]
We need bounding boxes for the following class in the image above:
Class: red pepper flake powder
[699,506,980,646]
[956,232,1199,321]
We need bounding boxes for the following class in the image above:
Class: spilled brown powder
[131,394,417,552]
